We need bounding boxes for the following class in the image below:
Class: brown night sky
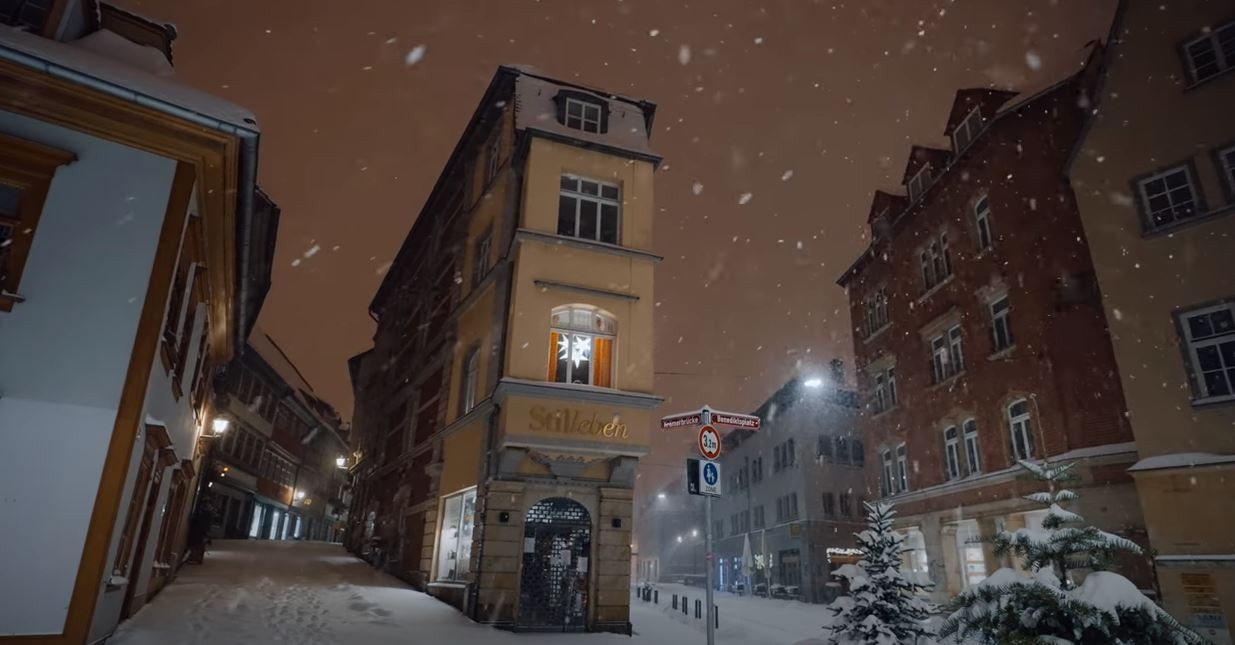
[121,0,1114,487]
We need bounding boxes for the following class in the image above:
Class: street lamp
[336,456,347,469]
[691,528,699,538]
[211,417,230,435]
[677,535,683,543]
[294,489,306,501]
[803,377,824,388]
[657,492,666,500]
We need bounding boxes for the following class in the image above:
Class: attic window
[555,90,609,134]
[907,165,932,202]
[952,108,982,153]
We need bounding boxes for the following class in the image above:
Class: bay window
[436,488,477,582]
[548,305,615,387]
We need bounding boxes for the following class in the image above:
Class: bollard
[682,596,688,615]
[654,589,659,604]
[715,604,719,628]
[672,594,678,610]
[695,599,701,619]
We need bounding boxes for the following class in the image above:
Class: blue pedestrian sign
[699,460,721,496]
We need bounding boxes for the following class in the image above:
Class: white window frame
[558,174,621,244]
[1008,399,1035,461]
[866,287,890,336]
[1137,164,1200,231]
[1179,301,1235,403]
[1220,145,1235,195]
[895,443,909,492]
[991,296,1013,352]
[1183,22,1235,84]
[974,196,993,250]
[881,449,894,496]
[460,347,480,415]
[920,232,952,291]
[943,426,961,480]
[550,304,616,387]
[952,107,982,153]
[930,325,963,383]
[886,367,897,407]
[435,488,478,582]
[962,419,981,475]
[564,97,602,133]
[908,165,931,202]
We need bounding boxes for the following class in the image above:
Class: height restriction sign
[698,425,721,460]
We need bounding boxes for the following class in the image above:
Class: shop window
[548,304,615,387]
[903,527,930,580]
[955,520,987,588]
[436,488,477,582]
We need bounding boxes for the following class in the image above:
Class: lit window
[1137,165,1199,230]
[1178,302,1235,402]
[974,196,993,250]
[435,489,477,581]
[944,426,961,480]
[548,305,616,387]
[952,108,982,153]
[1008,399,1035,461]
[903,528,929,578]
[558,175,620,244]
[564,97,602,133]
[991,296,1013,352]
[1183,22,1235,84]
[963,419,981,475]
[460,348,480,415]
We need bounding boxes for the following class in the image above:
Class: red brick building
[837,48,1151,600]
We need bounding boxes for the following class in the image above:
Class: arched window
[1008,399,1034,461]
[548,305,615,387]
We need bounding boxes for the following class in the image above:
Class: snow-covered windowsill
[1191,393,1235,410]
[914,274,954,305]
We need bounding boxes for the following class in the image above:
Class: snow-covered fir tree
[940,460,1204,645]
[825,501,937,645]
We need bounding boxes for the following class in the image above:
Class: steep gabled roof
[942,88,1018,136]
[866,190,908,224]
[900,145,951,184]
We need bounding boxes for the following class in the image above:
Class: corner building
[837,49,1151,602]
[1068,2,1235,641]
[348,65,660,633]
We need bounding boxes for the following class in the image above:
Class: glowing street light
[803,377,825,388]
[656,492,666,500]
[211,417,230,435]
[676,535,683,543]
[691,528,698,538]
[294,489,306,501]
[336,456,347,468]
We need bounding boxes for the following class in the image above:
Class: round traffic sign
[702,461,719,486]
[698,424,721,460]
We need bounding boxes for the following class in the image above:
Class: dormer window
[0,0,53,32]
[907,165,931,202]
[555,90,609,134]
[565,98,602,133]
[952,108,983,153]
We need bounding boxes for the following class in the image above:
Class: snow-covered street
[108,540,833,645]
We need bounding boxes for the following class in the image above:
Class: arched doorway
[519,497,592,631]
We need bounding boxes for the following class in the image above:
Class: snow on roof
[72,28,171,77]
[0,25,257,131]
[1128,452,1235,472]
[513,72,656,160]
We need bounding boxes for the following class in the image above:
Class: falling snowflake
[304,244,321,258]
[1025,50,1042,70]
[754,37,764,44]
[678,45,691,65]
[405,44,427,66]
[781,170,794,181]
[738,192,753,205]
[691,181,704,195]
[649,28,660,37]
[291,259,302,267]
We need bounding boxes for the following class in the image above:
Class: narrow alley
[106,540,829,645]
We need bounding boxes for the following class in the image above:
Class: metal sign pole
[701,407,715,645]
[705,494,715,645]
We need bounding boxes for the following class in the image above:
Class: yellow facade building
[1068,2,1235,642]
[347,65,660,633]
